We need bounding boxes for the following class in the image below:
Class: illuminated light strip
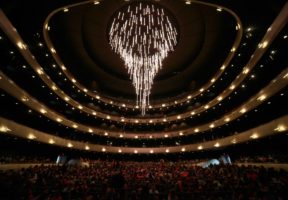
[0,67,287,139]
[0,115,287,153]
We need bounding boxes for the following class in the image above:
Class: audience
[0,153,52,164]
[0,160,287,200]
[235,154,288,163]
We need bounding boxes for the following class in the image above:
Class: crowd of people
[1,160,287,200]
[235,155,288,164]
[0,153,52,164]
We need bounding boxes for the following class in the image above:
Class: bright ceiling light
[17,41,26,49]
[224,117,230,122]
[56,118,62,122]
[0,126,11,132]
[49,139,55,144]
[250,133,259,139]
[108,2,178,115]
[214,142,220,147]
[27,134,36,140]
[230,85,235,90]
[260,41,268,48]
[216,7,222,12]
[274,125,286,132]
[240,108,247,113]
[243,67,249,74]
[21,96,29,102]
[40,108,47,114]
[257,94,266,101]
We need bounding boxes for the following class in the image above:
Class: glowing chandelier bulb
[108,2,178,115]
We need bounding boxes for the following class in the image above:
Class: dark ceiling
[1,0,285,101]
[48,0,237,99]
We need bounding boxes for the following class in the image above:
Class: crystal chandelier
[108,2,178,115]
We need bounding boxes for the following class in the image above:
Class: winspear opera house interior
[0,0,288,199]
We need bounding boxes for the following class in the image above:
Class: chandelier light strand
[109,2,178,115]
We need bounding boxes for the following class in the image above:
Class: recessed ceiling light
[49,139,55,144]
[216,7,222,12]
[0,126,11,132]
[214,142,220,147]
[250,133,258,139]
